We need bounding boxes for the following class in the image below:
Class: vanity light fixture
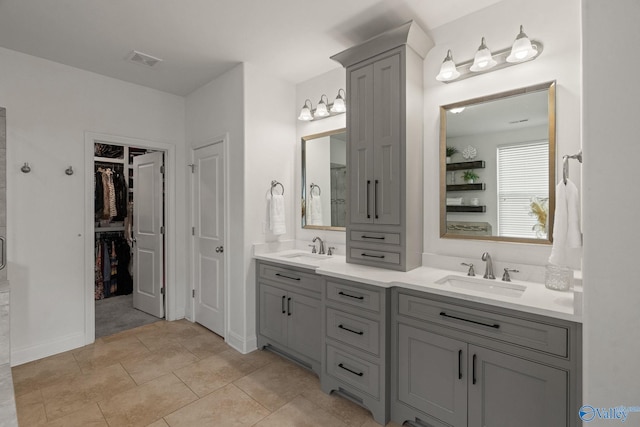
[298,99,314,121]
[436,25,543,84]
[315,94,330,118]
[470,37,497,72]
[297,89,347,121]
[506,25,538,63]
[436,50,460,82]
[330,89,346,113]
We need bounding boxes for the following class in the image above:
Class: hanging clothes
[95,232,133,300]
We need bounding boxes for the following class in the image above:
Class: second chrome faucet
[481,252,495,279]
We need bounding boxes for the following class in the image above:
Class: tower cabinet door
[397,324,468,427]
[348,63,375,225]
[372,53,401,225]
[468,345,568,427]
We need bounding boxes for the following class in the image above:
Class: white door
[192,142,225,335]
[133,151,165,318]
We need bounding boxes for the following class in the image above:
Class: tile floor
[12,320,402,427]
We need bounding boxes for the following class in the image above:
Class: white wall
[0,47,187,365]
[184,64,246,349]
[582,0,640,411]
[424,0,581,266]
[243,63,297,351]
[295,68,346,249]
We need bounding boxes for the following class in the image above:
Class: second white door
[192,141,225,336]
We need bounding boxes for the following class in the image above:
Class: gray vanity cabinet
[391,288,581,427]
[256,261,321,374]
[320,277,390,425]
[332,21,431,272]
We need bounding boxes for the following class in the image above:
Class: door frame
[189,135,230,339]
[84,132,176,345]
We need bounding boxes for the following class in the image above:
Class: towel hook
[21,162,31,173]
[270,180,284,196]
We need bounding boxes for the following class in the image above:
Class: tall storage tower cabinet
[331,21,433,272]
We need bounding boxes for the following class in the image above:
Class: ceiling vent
[126,50,163,68]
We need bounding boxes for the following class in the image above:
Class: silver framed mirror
[301,128,347,231]
[440,81,556,244]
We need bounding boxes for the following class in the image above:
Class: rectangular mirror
[440,82,556,244]
[302,128,347,230]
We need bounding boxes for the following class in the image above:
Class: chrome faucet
[481,252,495,279]
[313,236,325,255]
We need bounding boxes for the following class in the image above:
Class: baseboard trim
[11,331,85,366]
[225,331,257,355]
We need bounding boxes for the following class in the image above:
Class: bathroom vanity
[254,251,582,426]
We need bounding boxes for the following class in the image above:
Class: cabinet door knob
[215,246,224,253]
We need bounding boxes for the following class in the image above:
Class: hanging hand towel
[548,178,582,266]
[308,193,323,226]
[269,194,286,235]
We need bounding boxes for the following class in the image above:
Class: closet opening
[93,141,166,339]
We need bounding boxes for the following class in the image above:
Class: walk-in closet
[94,142,166,338]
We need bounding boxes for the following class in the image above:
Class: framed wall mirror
[302,128,347,231]
[440,81,556,244]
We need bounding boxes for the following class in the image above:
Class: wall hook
[21,163,31,173]
[65,166,74,176]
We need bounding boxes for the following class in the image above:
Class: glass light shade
[331,90,346,113]
[507,26,538,63]
[315,95,329,117]
[298,99,313,121]
[470,38,496,72]
[436,50,460,82]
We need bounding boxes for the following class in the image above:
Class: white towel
[548,178,582,266]
[269,194,286,235]
[308,193,323,225]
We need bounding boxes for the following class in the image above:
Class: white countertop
[254,249,581,323]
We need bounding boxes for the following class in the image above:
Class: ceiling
[0,0,503,96]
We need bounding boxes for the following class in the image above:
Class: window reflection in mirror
[302,128,347,230]
[440,82,556,244]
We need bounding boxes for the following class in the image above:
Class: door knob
[215,246,224,253]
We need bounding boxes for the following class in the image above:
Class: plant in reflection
[462,170,479,183]
[529,197,549,237]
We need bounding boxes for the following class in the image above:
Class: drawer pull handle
[338,363,364,377]
[281,296,286,314]
[338,324,364,335]
[287,297,292,316]
[439,312,500,329]
[275,273,301,281]
[361,253,385,259]
[361,235,385,240]
[458,349,463,380]
[338,291,364,300]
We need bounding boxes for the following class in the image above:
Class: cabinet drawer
[326,308,380,356]
[326,280,381,313]
[398,293,568,357]
[326,345,380,399]
[350,231,400,245]
[349,247,400,266]
[259,263,320,294]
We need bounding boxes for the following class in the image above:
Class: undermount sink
[280,252,331,262]
[435,275,526,298]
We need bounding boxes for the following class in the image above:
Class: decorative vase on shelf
[446,156,451,164]
[465,179,474,184]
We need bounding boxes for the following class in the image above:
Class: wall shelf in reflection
[446,183,486,192]
[447,205,486,213]
[446,160,485,171]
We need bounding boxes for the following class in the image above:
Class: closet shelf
[95,156,126,164]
